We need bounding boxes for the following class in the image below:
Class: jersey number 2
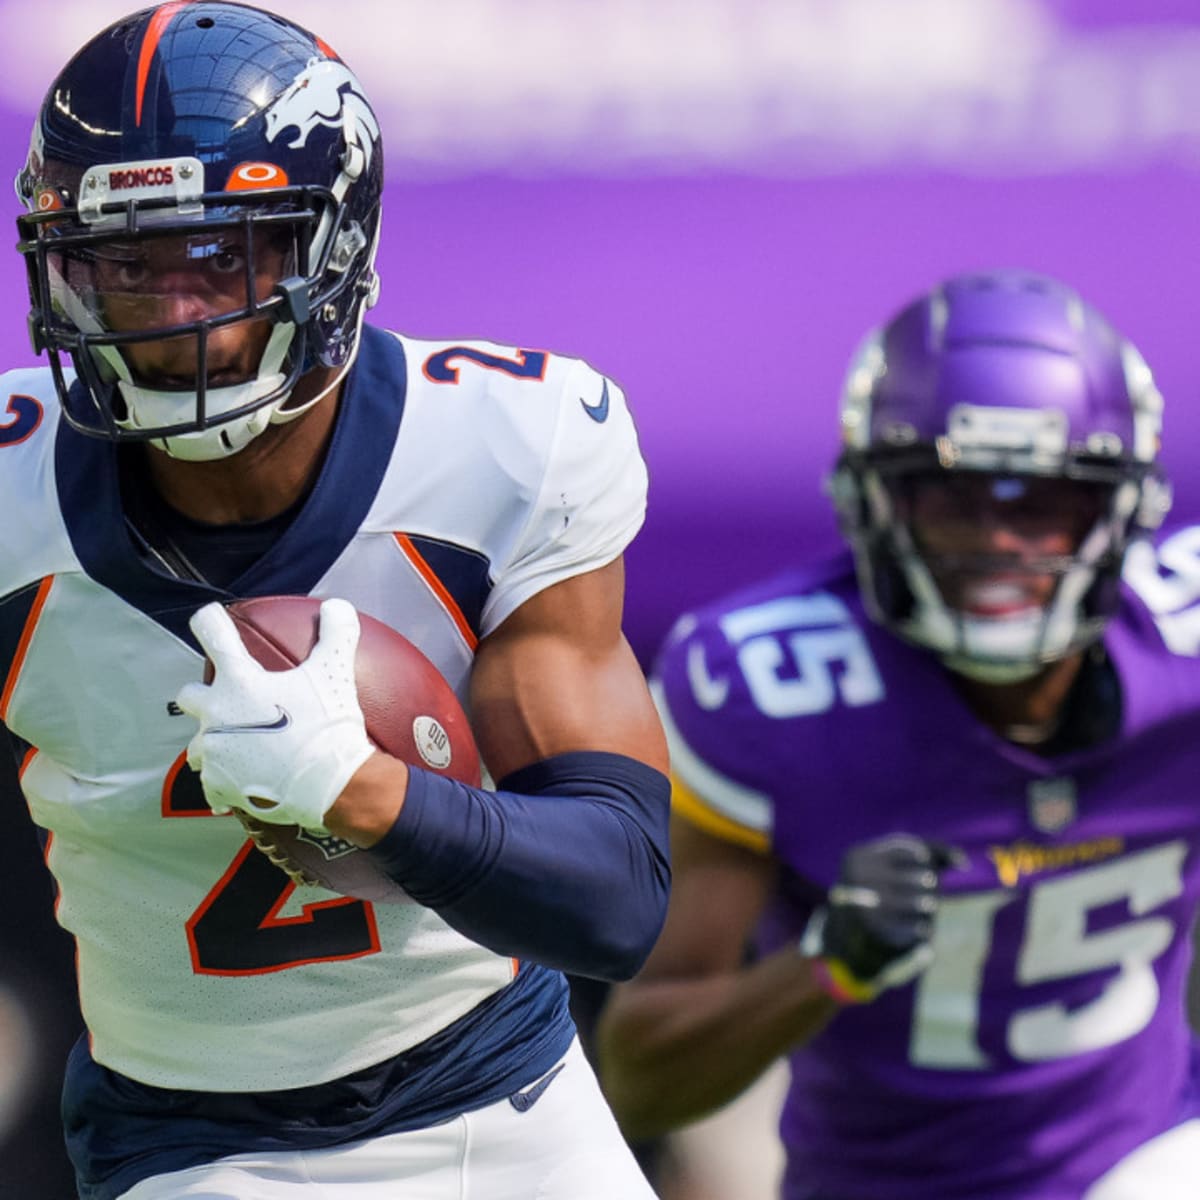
[165,755,381,976]
[0,394,43,446]
[422,346,549,385]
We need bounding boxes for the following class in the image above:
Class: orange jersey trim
[17,745,58,916]
[1,576,54,722]
[393,533,479,651]
[18,745,37,781]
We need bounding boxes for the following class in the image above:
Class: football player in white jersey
[3,4,668,1198]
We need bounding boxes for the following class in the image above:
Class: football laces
[232,809,321,888]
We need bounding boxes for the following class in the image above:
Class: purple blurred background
[1,1,1199,1194]
[378,172,1199,664]
[1,0,1198,664]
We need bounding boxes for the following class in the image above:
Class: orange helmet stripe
[136,2,191,127]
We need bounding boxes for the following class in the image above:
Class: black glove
[800,834,959,1003]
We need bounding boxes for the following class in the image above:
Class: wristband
[807,956,876,1005]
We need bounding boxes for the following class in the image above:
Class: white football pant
[1085,1119,1200,1199]
[118,1037,655,1199]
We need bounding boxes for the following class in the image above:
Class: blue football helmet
[15,1,384,460]
[829,270,1171,680]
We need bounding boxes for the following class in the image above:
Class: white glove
[175,597,375,829]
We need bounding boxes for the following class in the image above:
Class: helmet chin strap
[150,382,285,461]
[112,322,296,462]
[882,498,1112,685]
[938,653,1045,684]
[143,312,365,459]
[50,266,293,463]
[921,604,1079,684]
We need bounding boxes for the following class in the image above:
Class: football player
[1,4,668,1198]
[597,269,1200,1199]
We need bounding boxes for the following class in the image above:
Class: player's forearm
[364,751,671,980]
[325,751,409,845]
[595,947,838,1141]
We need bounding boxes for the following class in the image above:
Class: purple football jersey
[653,534,1200,1199]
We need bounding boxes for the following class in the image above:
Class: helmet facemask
[19,182,374,460]
[829,278,1172,681]
[14,2,384,461]
[836,452,1156,682]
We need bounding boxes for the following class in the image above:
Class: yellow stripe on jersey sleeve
[672,775,771,855]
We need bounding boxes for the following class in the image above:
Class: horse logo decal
[265,58,379,170]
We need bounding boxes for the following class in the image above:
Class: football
[206,595,481,904]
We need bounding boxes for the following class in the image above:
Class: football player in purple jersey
[1,4,670,1199]
[598,269,1200,1199]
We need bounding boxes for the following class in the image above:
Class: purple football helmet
[829,270,1171,679]
[15,1,383,460]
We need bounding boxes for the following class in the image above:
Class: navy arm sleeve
[365,750,671,981]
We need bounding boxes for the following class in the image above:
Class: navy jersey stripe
[403,534,493,642]
[54,325,409,648]
[0,580,48,690]
[55,423,220,646]
[6,730,32,767]
[65,962,572,1200]
[236,329,407,601]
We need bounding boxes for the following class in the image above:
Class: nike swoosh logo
[580,380,609,423]
[508,1062,565,1112]
[207,706,292,735]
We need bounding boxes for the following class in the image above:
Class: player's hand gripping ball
[175,596,481,903]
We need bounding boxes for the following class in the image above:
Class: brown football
[205,595,481,904]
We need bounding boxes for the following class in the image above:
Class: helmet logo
[265,58,378,170]
[226,162,290,192]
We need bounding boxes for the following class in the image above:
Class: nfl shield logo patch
[1028,777,1076,834]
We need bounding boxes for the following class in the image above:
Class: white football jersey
[0,325,647,1091]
